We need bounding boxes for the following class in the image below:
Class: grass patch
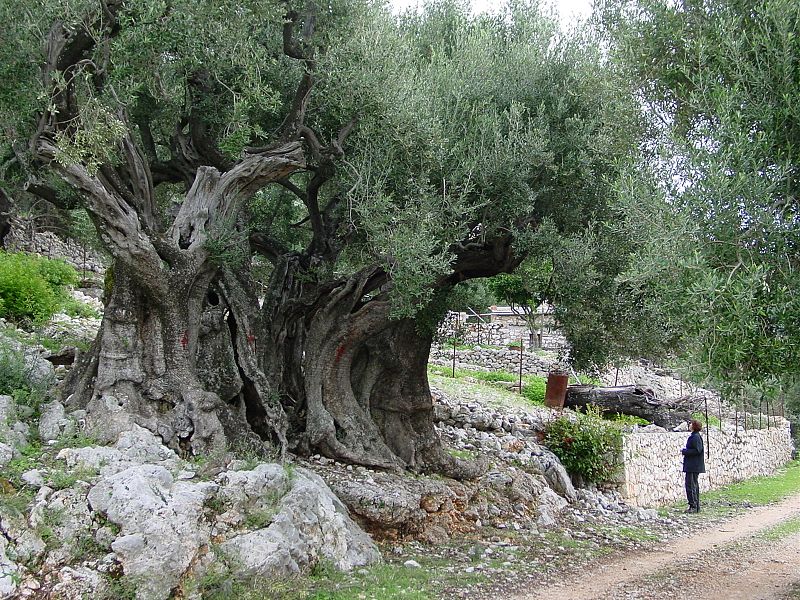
[758,516,800,541]
[692,411,722,428]
[447,448,477,460]
[703,460,800,507]
[614,526,660,542]
[197,560,450,600]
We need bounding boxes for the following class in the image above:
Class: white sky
[389,0,595,25]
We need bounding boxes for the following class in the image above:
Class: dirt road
[519,492,800,600]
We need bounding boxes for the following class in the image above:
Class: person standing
[681,419,705,513]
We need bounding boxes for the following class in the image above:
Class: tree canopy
[602,0,800,394]
[0,0,644,468]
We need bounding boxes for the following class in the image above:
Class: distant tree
[487,258,552,348]
[601,0,800,395]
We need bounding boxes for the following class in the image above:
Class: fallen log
[565,385,693,429]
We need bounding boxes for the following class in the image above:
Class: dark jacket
[682,431,705,473]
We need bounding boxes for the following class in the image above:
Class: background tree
[487,258,552,348]
[601,0,800,404]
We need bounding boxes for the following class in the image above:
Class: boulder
[0,395,27,450]
[219,468,379,577]
[58,424,180,475]
[38,401,75,442]
[87,464,216,600]
[536,488,569,528]
[536,449,577,502]
[0,534,18,599]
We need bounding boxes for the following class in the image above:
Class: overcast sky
[389,0,595,24]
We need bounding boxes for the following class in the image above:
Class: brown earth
[518,492,800,600]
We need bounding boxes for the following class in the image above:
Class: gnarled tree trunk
[264,260,486,477]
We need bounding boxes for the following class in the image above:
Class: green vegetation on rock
[544,405,623,484]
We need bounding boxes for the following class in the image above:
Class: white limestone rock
[536,488,569,528]
[0,443,12,468]
[0,534,19,600]
[0,395,27,450]
[38,401,75,442]
[87,464,217,600]
[21,469,45,488]
[219,467,380,578]
[50,566,106,599]
[536,450,577,502]
[58,424,179,475]
[30,483,94,566]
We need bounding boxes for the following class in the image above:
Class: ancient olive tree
[252,3,641,473]
[0,0,359,456]
[1,0,638,471]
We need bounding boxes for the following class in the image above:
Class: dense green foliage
[521,377,546,405]
[544,405,623,484]
[0,252,78,323]
[601,0,800,398]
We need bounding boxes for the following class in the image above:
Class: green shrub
[0,252,79,323]
[609,413,650,426]
[692,411,722,428]
[521,376,547,404]
[544,405,623,484]
[471,370,516,383]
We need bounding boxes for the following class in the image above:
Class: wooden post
[518,337,523,392]
[614,365,620,387]
[452,336,457,378]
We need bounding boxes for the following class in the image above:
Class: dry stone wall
[6,221,106,277]
[620,421,794,507]
[429,346,561,377]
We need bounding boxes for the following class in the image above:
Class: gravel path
[517,492,800,600]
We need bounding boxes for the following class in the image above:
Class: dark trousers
[685,471,700,510]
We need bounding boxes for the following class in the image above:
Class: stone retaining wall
[620,421,794,507]
[6,221,106,276]
[429,346,561,377]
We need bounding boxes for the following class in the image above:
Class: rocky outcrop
[218,467,379,576]
[1,414,380,600]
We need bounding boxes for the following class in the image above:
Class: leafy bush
[471,370,516,383]
[609,413,650,427]
[521,376,547,404]
[544,405,623,484]
[0,252,79,323]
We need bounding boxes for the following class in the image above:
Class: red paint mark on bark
[180,331,189,351]
[335,343,347,363]
[246,333,256,349]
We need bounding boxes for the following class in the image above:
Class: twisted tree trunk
[264,260,486,477]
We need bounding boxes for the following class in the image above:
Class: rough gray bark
[565,385,693,429]
[262,259,487,478]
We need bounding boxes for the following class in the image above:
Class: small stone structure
[438,309,566,350]
[620,421,794,507]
